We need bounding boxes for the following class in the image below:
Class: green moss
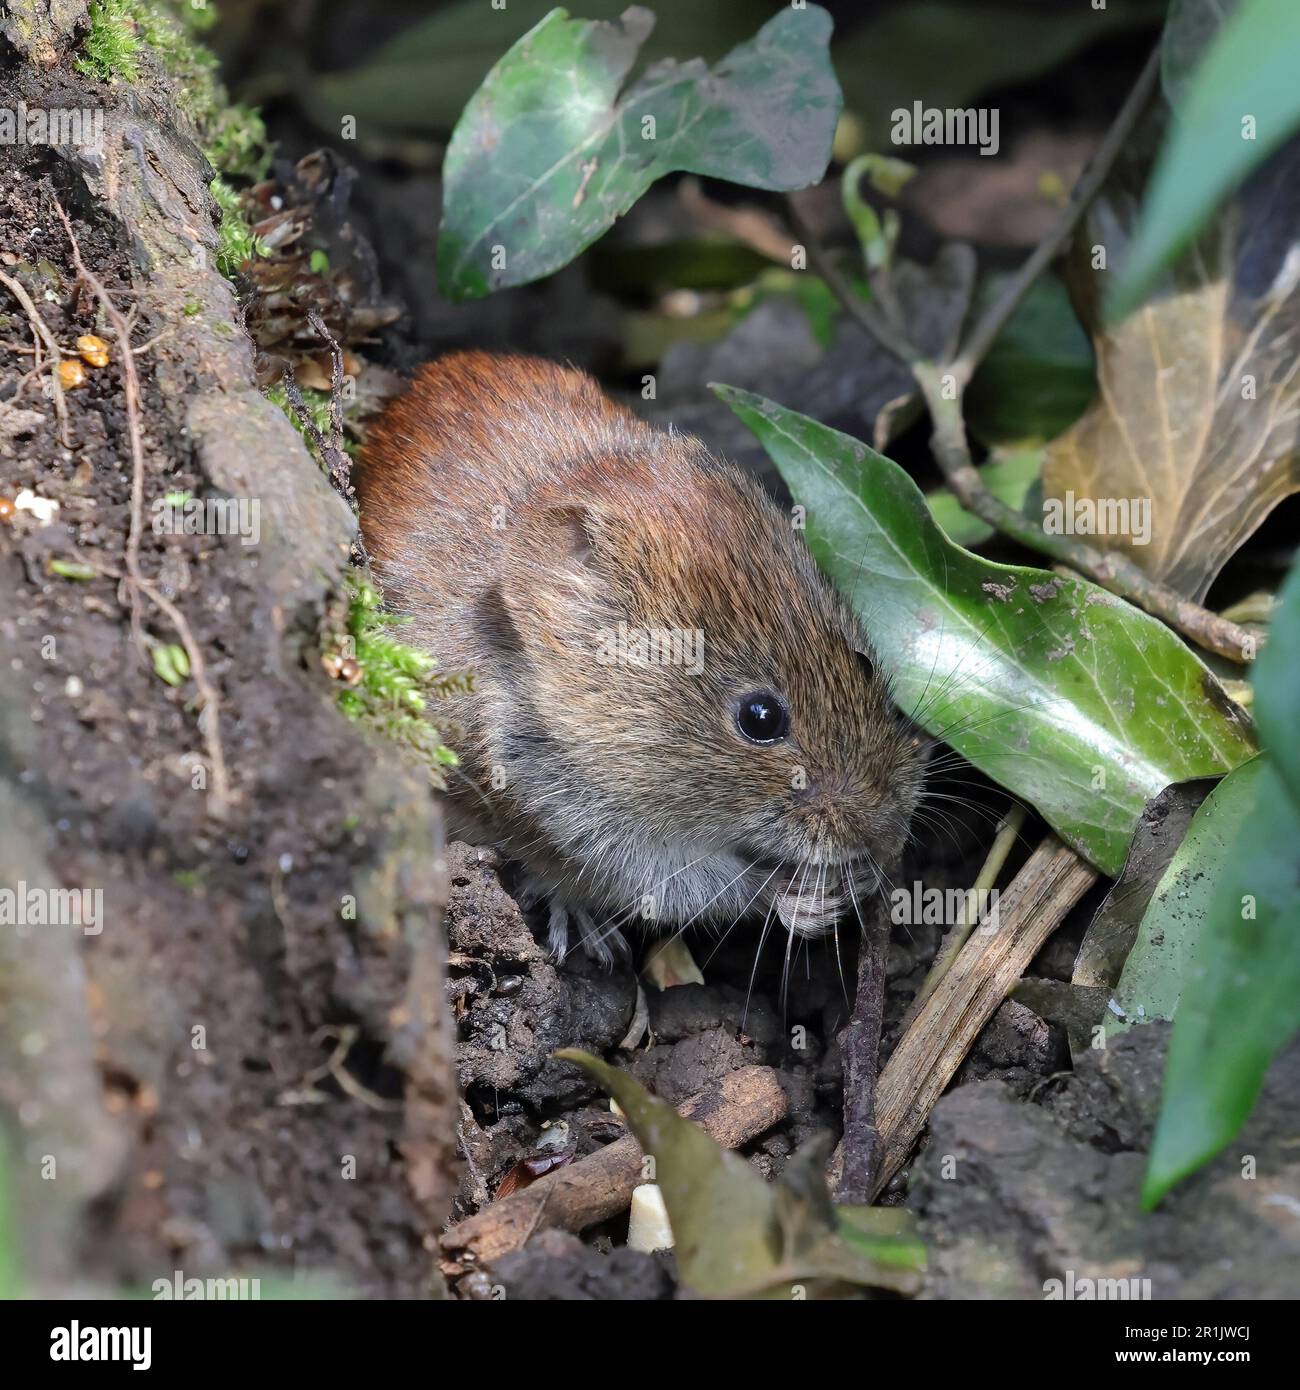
[76,0,272,180]
[76,0,143,81]
[210,175,268,276]
[175,0,219,36]
[204,103,271,182]
[331,575,465,785]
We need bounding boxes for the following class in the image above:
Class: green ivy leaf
[1108,769,1253,1034]
[1161,0,1235,111]
[965,275,1095,446]
[715,386,1256,876]
[1142,757,1300,1206]
[437,5,840,301]
[1073,778,1215,996]
[1253,564,1300,802]
[1144,561,1300,1205]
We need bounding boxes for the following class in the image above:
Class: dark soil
[914,1027,1300,1300]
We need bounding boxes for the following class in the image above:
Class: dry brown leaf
[1044,143,1300,602]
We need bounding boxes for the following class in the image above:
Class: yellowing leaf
[556,1050,922,1298]
[1045,143,1300,602]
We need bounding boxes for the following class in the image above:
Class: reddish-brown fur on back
[357,352,647,623]
[354,352,922,963]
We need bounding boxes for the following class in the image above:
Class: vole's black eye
[735,690,789,744]
[856,650,874,682]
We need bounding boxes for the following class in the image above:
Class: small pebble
[627,1184,674,1253]
[14,489,59,524]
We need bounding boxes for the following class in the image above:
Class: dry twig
[835,884,892,1203]
[0,268,71,446]
[439,1065,788,1275]
[281,311,368,565]
[901,800,1028,1030]
[870,836,1099,1199]
[281,310,354,500]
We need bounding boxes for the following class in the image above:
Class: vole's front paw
[546,902,630,970]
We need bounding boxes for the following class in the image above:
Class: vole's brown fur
[356,352,922,964]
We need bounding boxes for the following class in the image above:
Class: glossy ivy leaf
[1161,0,1236,111]
[1144,562,1300,1206]
[307,0,1157,149]
[556,1050,921,1297]
[1109,0,1300,318]
[1142,757,1300,1205]
[715,386,1256,876]
[437,5,840,301]
[1107,772,1246,1035]
[1253,562,1300,803]
[964,275,1095,447]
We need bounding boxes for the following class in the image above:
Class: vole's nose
[796,771,880,823]
[792,774,897,868]
[794,770,851,806]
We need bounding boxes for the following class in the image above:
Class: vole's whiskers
[775,858,813,1018]
[700,860,785,969]
[918,790,1007,831]
[444,763,498,819]
[832,869,854,1010]
[744,887,783,1030]
[660,855,765,949]
[909,803,968,857]
[832,857,876,1012]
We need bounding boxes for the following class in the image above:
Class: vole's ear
[504,503,605,603]
[525,504,597,579]
[481,504,610,661]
